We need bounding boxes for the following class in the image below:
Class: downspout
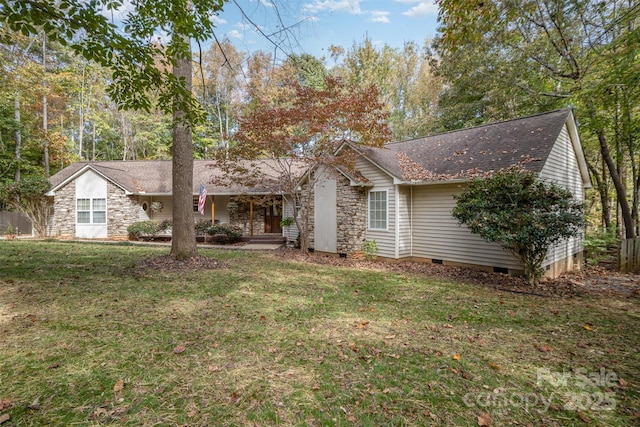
[410,185,413,258]
[395,184,400,259]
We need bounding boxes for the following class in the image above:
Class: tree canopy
[435,0,640,238]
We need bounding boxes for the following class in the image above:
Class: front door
[264,200,282,234]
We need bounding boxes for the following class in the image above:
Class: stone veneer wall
[228,203,268,236]
[51,180,141,238]
[300,180,314,249]
[51,180,76,238]
[335,174,367,255]
[107,182,141,238]
[304,171,368,255]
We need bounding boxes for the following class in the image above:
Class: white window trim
[76,197,107,225]
[368,189,388,231]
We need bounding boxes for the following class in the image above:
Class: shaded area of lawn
[1,241,638,426]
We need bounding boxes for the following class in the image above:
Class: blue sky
[208,0,440,62]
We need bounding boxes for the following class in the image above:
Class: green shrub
[127,221,167,241]
[195,220,211,235]
[207,223,243,244]
[280,217,295,228]
[361,239,378,260]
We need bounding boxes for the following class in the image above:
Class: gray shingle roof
[49,109,578,193]
[355,109,573,182]
[49,159,304,195]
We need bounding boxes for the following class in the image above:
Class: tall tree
[1,0,227,258]
[331,38,443,140]
[193,38,245,156]
[435,0,639,238]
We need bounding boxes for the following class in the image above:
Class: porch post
[211,195,216,225]
[249,200,254,236]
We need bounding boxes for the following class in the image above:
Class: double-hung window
[77,198,107,224]
[368,190,387,230]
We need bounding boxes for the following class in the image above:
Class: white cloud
[211,15,227,26]
[369,11,390,23]
[302,0,363,15]
[401,1,438,17]
[227,29,243,39]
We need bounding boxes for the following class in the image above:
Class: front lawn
[0,241,638,426]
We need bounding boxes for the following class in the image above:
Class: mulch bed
[273,248,640,299]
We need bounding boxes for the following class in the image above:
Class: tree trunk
[43,38,50,177]
[14,93,21,183]
[586,160,611,231]
[170,48,197,259]
[78,61,86,158]
[597,128,635,238]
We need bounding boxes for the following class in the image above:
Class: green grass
[1,241,638,426]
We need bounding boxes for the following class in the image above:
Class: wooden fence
[619,237,640,273]
[0,211,32,236]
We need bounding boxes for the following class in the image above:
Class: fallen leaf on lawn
[208,365,220,373]
[577,411,590,423]
[487,362,503,371]
[452,354,461,360]
[230,391,241,404]
[311,384,320,390]
[537,345,553,353]
[48,362,60,369]
[477,412,491,426]
[173,345,186,354]
[583,323,594,331]
[0,399,11,411]
[619,378,628,387]
[384,335,396,340]
[0,414,10,424]
[356,321,369,329]
[451,368,458,374]
[28,397,40,410]
[462,371,471,380]
[113,378,124,392]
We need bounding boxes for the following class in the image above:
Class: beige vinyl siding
[396,186,412,258]
[146,196,173,222]
[411,184,521,269]
[539,124,585,267]
[211,195,231,224]
[357,157,396,258]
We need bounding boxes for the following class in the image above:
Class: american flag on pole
[198,183,207,215]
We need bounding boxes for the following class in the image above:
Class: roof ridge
[385,108,572,147]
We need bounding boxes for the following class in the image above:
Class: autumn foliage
[231,76,390,161]
[215,76,391,251]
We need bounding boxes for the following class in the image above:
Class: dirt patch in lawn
[274,248,640,299]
